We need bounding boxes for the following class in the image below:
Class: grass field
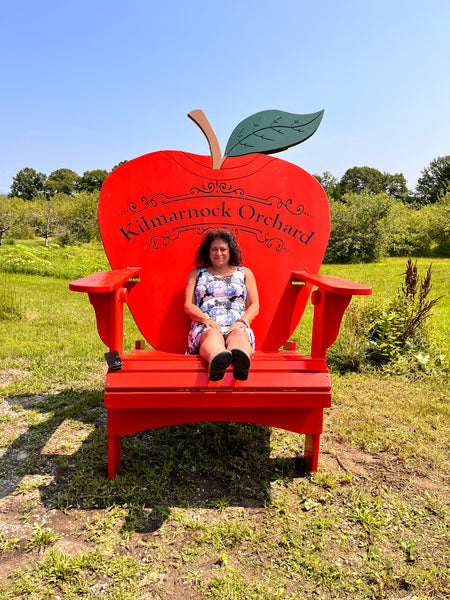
[0,244,448,599]
[296,257,450,356]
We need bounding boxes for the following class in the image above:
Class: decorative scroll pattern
[275,196,311,217]
[189,181,245,197]
[124,180,310,217]
[146,223,287,252]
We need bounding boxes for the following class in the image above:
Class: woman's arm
[229,267,260,331]
[184,269,221,329]
[243,267,259,324]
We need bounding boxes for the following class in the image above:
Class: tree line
[314,157,450,262]
[0,156,449,260]
[0,163,127,247]
[314,156,450,204]
[8,164,127,200]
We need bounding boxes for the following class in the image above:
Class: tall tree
[416,155,450,204]
[383,172,409,202]
[60,192,100,243]
[45,168,80,196]
[340,166,386,195]
[339,166,409,201]
[313,171,339,196]
[31,194,70,247]
[112,160,128,171]
[0,195,26,244]
[76,169,109,192]
[9,167,47,200]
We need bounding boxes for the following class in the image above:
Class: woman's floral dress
[187,266,255,354]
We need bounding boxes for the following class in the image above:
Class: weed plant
[366,257,441,363]
[326,257,448,377]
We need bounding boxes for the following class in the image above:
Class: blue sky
[1,0,449,194]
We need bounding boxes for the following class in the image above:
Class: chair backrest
[98,150,330,352]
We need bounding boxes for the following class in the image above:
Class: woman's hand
[205,318,222,331]
[228,320,247,332]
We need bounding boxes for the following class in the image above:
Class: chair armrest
[291,271,372,358]
[291,271,372,295]
[70,268,141,353]
[69,267,141,293]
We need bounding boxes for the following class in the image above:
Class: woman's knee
[226,329,250,347]
[200,328,225,345]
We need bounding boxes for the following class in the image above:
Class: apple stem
[188,110,225,169]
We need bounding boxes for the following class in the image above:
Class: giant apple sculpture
[98,109,330,352]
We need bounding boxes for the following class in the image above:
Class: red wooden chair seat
[103,350,332,477]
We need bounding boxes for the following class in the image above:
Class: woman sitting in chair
[184,229,259,381]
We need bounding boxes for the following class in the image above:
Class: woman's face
[209,238,230,270]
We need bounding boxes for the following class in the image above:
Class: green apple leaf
[224,109,324,158]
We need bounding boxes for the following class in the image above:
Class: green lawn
[321,257,449,338]
[293,257,449,356]
[0,247,448,599]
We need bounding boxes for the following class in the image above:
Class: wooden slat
[106,405,326,436]
[125,349,316,360]
[118,359,327,373]
[69,267,141,293]
[123,350,327,370]
[292,271,372,295]
[105,390,331,409]
[105,370,330,391]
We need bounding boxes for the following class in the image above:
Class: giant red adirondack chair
[70,109,372,479]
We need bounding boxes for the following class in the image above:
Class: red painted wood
[118,358,327,372]
[107,407,325,436]
[97,152,331,352]
[108,435,122,479]
[311,291,352,358]
[70,268,141,352]
[124,350,327,369]
[106,371,330,391]
[303,434,320,471]
[105,389,331,412]
[69,144,373,478]
[106,405,326,478]
[69,267,141,293]
[292,271,372,295]
[87,289,128,353]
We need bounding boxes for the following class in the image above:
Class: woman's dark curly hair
[194,228,243,267]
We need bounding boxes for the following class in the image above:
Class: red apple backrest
[98,151,330,353]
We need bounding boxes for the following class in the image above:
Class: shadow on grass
[1,389,308,533]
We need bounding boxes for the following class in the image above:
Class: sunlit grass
[294,257,449,356]
[0,246,448,599]
[0,273,140,394]
[0,241,108,280]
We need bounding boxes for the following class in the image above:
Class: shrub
[422,192,450,256]
[384,194,450,257]
[324,192,392,263]
[58,192,101,244]
[328,257,446,376]
[0,244,57,276]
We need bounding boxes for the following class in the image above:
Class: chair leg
[108,434,122,479]
[304,433,320,472]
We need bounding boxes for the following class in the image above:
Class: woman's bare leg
[199,329,227,362]
[226,330,252,380]
[199,329,232,380]
[225,329,253,356]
